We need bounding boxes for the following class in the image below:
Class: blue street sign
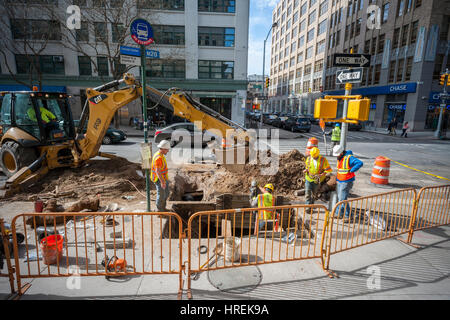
[146,49,160,59]
[130,19,154,46]
[120,46,140,57]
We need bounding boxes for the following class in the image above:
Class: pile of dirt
[12,157,146,201]
[177,149,309,200]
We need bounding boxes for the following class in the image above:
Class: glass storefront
[425,104,450,130]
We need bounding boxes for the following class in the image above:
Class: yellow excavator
[0,73,250,197]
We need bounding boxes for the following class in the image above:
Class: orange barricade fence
[1,218,16,295]
[9,212,184,298]
[186,204,331,299]
[407,185,450,243]
[325,188,417,270]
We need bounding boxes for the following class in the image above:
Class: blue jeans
[155,180,170,211]
[305,180,320,205]
[336,180,353,218]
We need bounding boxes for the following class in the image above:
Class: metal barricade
[407,185,450,243]
[1,218,16,295]
[325,188,417,270]
[10,212,184,298]
[186,204,330,299]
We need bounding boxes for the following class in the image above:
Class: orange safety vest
[257,192,275,220]
[337,155,355,181]
[150,151,168,183]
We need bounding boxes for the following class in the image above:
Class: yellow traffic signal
[265,78,270,88]
[440,73,450,86]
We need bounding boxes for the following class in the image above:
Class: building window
[405,57,413,81]
[415,0,421,8]
[335,30,340,46]
[297,52,303,63]
[388,61,396,83]
[355,18,361,37]
[318,19,327,36]
[15,55,65,75]
[382,2,390,23]
[11,19,61,41]
[146,59,185,78]
[319,0,328,16]
[313,78,322,91]
[285,32,290,43]
[198,27,233,47]
[345,25,349,41]
[396,58,404,82]
[138,0,184,10]
[307,28,315,42]
[374,64,381,84]
[310,0,317,6]
[304,63,312,75]
[314,59,324,72]
[290,57,296,67]
[76,22,89,42]
[316,39,326,54]
[298,35,305,48]
[296,67,303,78]
[364,39,371,53]
[308,10,316,26]
[97,57,109,76]
[287,5,292,16]
[198,0,235,13]
[339,7,344,23]
[306,46,314,59]
[410,21,418,45]
[111,23,125,43]
[348,1,353,16]
[285,47,290,57]
[299,19,306,33]
[78,56,91,76]
[392,28,400,49]
[401,24,409,47]
[377,34,385,54]
[303,80,311,92]
[198,60,234,79]
[291,42,297,52]
[293,11,299,24]
[300,3,307,16]
[94,22,107,42]
[397,0,404,17]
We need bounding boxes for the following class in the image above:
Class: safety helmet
[310,147,320,158]
[335,123,340,128]
[157,140,171,150]
[333,145,344,157]
[264,183,274,192]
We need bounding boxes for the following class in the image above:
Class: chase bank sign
[389,85,409,93]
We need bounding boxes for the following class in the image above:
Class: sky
[247,0,278,77]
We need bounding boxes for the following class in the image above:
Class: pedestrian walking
[151,140,171,212]
[401,121,409,138]
[332,145,363,223]
[303,147,332,213]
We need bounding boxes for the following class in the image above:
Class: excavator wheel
[0,141,37,178]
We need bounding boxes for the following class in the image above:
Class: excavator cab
[0,91,75,177]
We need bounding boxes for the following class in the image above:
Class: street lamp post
[260,22,278,129]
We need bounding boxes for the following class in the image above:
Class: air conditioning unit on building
[53,56,64,63]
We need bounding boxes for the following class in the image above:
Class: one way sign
[333,53,371,68]
[336,68,363,84]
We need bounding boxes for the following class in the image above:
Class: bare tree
[0,0,60,89]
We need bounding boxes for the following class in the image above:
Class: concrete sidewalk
[361,127,449,140]
[2,226,449,300]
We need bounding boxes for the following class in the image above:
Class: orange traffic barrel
[371,156,390,185]
[222,138,230,148]
[305,137,318,156]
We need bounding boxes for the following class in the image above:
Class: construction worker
[251,183,275,234]
[27,104,59,136]
[331,123,341,148]
[151,140,170,211]
[332,145,363,222]
[303,147,332,213]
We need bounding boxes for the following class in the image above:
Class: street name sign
[120,54,141,66]
[146,49,160,59]
[120,46,160,59]
[333,53,371,68]
[336,68,364,84]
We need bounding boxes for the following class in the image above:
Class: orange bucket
[40,234,64,265]
[371,156,390,185]
[305,137,318,156]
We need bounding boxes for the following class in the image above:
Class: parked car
[154,122,217,148]
[73,120,127,145]
[348,122,362,131]
[272,115,289,128]
[283,117,311,132]
[265,114,278,125]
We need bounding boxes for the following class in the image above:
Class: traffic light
[265,77,270,88]
[440,73,450,86]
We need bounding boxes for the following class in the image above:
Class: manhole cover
[207,257,262,294]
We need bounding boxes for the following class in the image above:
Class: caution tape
[384,157,450,181]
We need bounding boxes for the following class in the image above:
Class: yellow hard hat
[264,183,274,192]
[310,147,320,158]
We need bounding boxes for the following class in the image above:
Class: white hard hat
[333,145,344,157]
[157,140,171,149]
